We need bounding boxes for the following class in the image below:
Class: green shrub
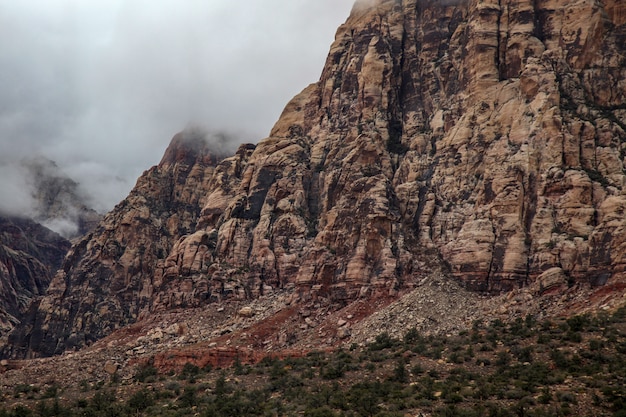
[135,364,158,383]
[389,360,408,383]
[321,362,345,380]
[369,333,396,351]
[128,389,154,412]
[514,346,533,363]
[180,362,201,382]
[404,328,420,345]
[496,351,511,367]
[178,386,198,408]
[304,406,337,417]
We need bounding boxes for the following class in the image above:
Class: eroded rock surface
[0,217,70,337]
[3,130,233,357]
[5,0,626,357]
[163,0,626,297]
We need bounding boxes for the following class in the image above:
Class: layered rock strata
[4,131,233,357]
[163,0,626,295]
[0,216,70,336]
[5,0,626,357]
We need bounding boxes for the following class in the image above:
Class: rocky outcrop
[5,0,626,357]
[3,130,233,357]
[0,158,100,337]
[164,0,626,295]
[0,216,70,336]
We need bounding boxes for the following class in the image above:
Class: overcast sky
[0,0,354,217]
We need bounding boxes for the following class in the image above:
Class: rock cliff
[5,0,626,357]
[0,216,70,337]
[161,0,626,295]
[4,130,232,357]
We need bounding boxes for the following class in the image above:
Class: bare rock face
[3,130,233,357]
[164,0,626,296]
[5,0,626,357]
[0,216,70,337]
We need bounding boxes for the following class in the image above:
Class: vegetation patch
[3,307,626,416]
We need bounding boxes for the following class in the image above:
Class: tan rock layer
[170,0,626,297]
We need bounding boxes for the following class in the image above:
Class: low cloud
[0,0,354,214]
[353,0,380,9]
[41,217,79,240]
[0,156,101,238]
[0,163,37,218]
[180,125,240,157]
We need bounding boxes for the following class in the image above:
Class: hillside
[2,307,626,416]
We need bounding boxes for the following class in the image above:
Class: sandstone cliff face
[5,0,626,357]
[0,216,70,337]
[4,130,233,357]
[166,0,626,295]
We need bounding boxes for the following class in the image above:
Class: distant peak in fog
[0,156,101,238]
